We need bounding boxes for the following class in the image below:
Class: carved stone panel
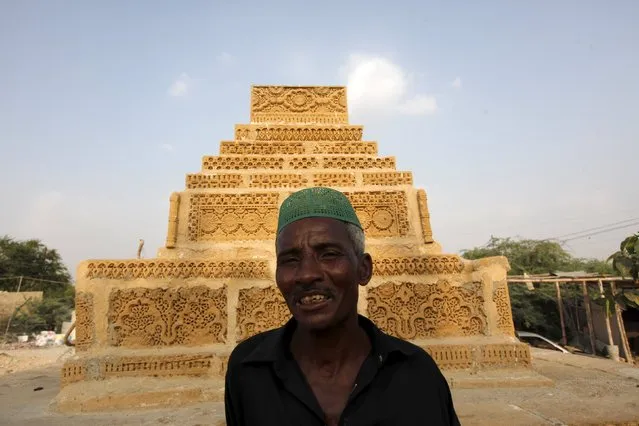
[188,193,279,241]
[220,141,305,155]
[312,142,377,155]
[417,189,434,243]
[186,174,243,189]
[250,86,348,125]
[323,156,395,170]
[202,156,284,170]
[493,283,515,336]
[75,292,95,352]
[249,173,308,189]
[236,286,290,342]
[235,125,364,142]
[363,172,413,186]
[313,173,356,187]
[367,280,487,340]
[345,191,410,237]
[85,260,269,280]
[108,286,227,347]
[373,255,465,276]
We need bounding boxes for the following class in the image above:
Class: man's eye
[322,251,340,258]
[278,257,298,265]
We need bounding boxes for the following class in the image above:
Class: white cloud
[216,52,235,65]
[160,143,174,152]
[342,54,437,116]
[167,73,192,97]
[452,77,462,89]
[397,94,438,115]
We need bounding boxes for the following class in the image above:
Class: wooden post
[555,281,568,346]
[598,279,615,347]
[611,282,634,365]
[582,281,597,355]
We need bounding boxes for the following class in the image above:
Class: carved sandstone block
[345,191,410,237]
[250,86,348,125]
[367,280,487,340]
[363,172,413,186]
[493,282,516,336]
[235,125,363,142]
[85,260,270,280]
[75,292,95,352]
[185,174,243,189]
[188,193,279,241]
[108,286,227,347]
[236,286,290,342]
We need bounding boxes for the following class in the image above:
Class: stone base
[52,376,225,413]
[55,340,541,412]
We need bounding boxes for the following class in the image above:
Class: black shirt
[225,315,460,426]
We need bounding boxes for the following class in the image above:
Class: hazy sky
[2,1,638,277]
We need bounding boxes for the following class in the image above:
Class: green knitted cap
[277,187,362,235]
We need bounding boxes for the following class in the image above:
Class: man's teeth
[300,294,328,305]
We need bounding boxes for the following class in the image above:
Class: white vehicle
[516,331,570,353]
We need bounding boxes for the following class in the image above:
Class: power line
[549,217,639,241]
[561,222,639,243]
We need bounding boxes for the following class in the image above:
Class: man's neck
[290,315,371,373]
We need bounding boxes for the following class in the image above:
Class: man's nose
[295,254,323,285]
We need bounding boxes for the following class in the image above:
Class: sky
[1,1,638,278]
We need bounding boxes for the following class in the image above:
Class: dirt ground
[0,346,638,425]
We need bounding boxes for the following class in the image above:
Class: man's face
[275,217,372,332]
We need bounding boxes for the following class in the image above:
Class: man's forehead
[276,218,350,249]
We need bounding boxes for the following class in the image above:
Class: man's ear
[358,253,373,287]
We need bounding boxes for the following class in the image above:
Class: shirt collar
[241,314,418,365]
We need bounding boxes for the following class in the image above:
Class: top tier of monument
[162,85,439,258]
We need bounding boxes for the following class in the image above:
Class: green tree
[461,237,612,342]
[608,232,639,283]
[1,236,74,335]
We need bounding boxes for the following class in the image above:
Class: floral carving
[367,280,487,339]
[249,173,308,188]
[75,292,95,352]
[220,141,305,155]
[85,260,269,279]
[345,191,410,237]
[373,256,465,275]
[236,286,290,341]
[312,142,377,155]
[493,283,515,336]
[202,156,283,170]
[250,86,348,124]
[313,173,356,187]
[108,286,227,347]
[417,189,434,243]
[188,193,279,241]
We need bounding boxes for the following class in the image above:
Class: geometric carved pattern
[85,260,269,280]
[74,292,95,352]
[185,174,243,189]
[480,344,531,368]
[202,156,283,170]
[288,157,320,169]
[102,354,227,378]
[188,193,279,241]
[236,286,290,342]
[249,173,308,189]
[493,283,516,336]
[324,156,395,170]
[108,286,227,347]
[373,256,465,275]
[424,345,473,370]
[220,141,305,155]
[61,360,86,386]
[250,86,348,125]
[345,191,410,237]
[312,141,377,155]
[363,172,413,186]
[235,125,364,142]
[367,280,487,340]
[313,173,356,187]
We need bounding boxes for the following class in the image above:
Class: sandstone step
[200,155,396,171]
[219,141,378,155]
[235,124,364,141]
[184,171,413,189]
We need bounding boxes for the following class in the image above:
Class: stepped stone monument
[56,86,533,412]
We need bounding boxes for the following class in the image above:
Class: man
[225,187,460,426]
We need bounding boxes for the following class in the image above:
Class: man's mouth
[294,291,333,306]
